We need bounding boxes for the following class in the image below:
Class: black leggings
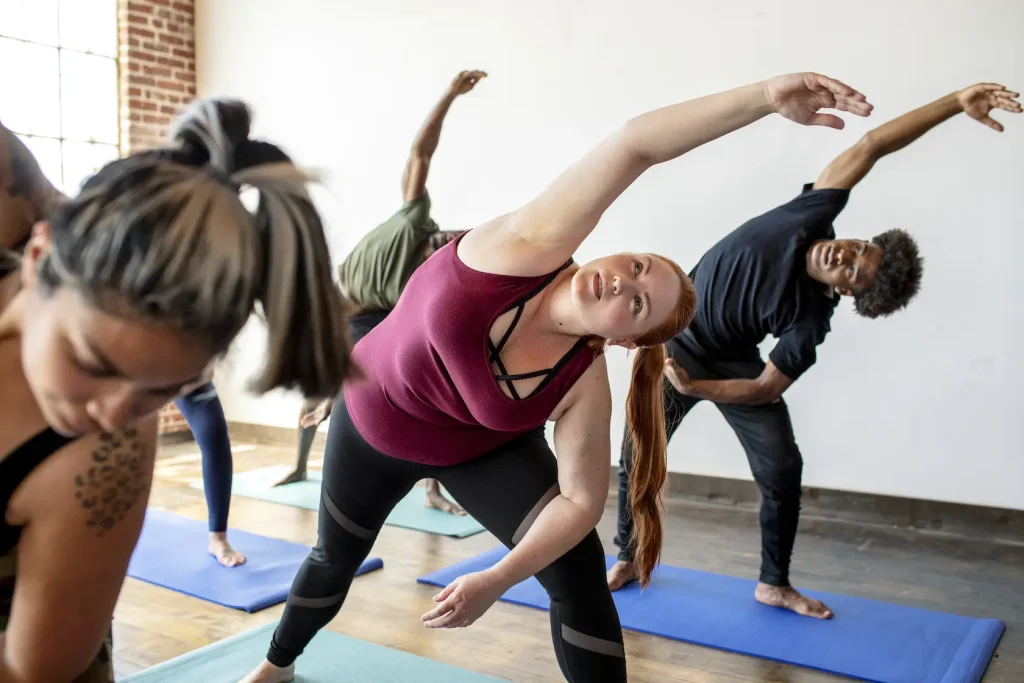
[616,340,803,586]
[268,398,627,682]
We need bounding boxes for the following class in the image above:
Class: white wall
[196,0,1023,510]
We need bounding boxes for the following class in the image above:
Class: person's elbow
[613,120,658,168]
[752,377,790,405]
[565,487,608,529]
[855,129,883,160]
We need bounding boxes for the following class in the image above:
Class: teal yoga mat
[197,466,486,538]
[122,620,508,682]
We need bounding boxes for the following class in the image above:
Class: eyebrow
[83,336,202,393]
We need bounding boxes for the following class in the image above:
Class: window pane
[59,0,117,57]
[0,39,61,137]
[0,0,59,46]
[18,135,63,192]
[60,51,118,144]
[62,140,118,194]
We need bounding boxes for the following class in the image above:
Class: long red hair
[625,255,696,586]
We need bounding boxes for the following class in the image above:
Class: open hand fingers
[833,94,874,117]
[980,115,1004,132]
[422,600,458,628]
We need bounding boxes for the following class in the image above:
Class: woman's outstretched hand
[764,73,874,129]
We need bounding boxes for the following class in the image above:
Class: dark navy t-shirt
[678,184,850,381]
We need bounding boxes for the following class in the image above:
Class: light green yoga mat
[122,620,508,682]
[195,466,486,538]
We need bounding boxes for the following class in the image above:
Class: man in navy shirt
[610,83,1020,617]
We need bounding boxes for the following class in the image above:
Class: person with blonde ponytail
[0,99,352,682]
[609,82,1018,620]
[245,72,872,683]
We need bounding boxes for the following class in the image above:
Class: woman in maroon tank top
[247,72,874,683]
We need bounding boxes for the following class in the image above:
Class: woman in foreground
[0,99,351,682]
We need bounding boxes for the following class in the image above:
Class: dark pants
[270,398,627,682]
[295,309,391,471]
[175,382,233,533]
[615,341,803,587]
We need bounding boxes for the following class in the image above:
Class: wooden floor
[112,439,1024,681]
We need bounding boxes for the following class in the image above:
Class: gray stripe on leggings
[287,590,346,608]
[560,624,626,659]
[322,489,374,540]
[511,483,560,545]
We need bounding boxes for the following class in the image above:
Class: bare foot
[424,485,467,516]
[274,469,307,487]
[606,560,639,591]
[209,532,247,568]
[755,582,833,619]
[239,660,295,683]
[421,481,466,518]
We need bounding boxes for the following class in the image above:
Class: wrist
[483,563,515,589]
[759,80,776,116]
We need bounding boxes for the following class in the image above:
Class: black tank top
[0,253,76,553]
[0,430,75,554]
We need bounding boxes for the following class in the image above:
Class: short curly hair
[853,229,923,319]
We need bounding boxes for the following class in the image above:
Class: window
[0,0,119,194]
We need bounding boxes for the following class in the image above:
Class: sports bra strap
[0,428,75,510]
[488,258,586,401]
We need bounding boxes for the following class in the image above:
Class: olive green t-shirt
[338,194,439,312]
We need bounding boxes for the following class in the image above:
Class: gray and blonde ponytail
[38,98,353,397]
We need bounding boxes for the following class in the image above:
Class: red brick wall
[118,0,196,433]
[118,0,197,154]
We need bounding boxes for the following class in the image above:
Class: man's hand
[956,83,1021,132]
[299,398,332,429]
[764,72,873,130]
[450,70,487,96]
[663,358,692,395]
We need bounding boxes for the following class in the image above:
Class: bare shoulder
[549,351,611,423]
[9,418,157,537]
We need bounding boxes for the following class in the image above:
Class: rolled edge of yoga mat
[938,617,1006,683]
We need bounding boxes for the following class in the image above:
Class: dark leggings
[175,382,233,533]
[294,310,390,472]
[616,341,803,586]
[269,398,626,682]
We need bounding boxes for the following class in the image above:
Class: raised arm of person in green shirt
[337,70,486,313]
[283,72,486,515]
[402,69,487,203]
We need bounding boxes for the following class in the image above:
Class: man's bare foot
[274,469,307,487]
[209,532,247,568]
[755,582,833,619]
[423,480,467,515]
[606,560,639,591]
[239,660,294,683]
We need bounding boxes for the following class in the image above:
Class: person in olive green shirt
[276,70,487,516]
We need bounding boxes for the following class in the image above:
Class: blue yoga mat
[122,620,507,682]
[197,466,486,538]
[418,547,1005,683]
[127,509,383,612]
